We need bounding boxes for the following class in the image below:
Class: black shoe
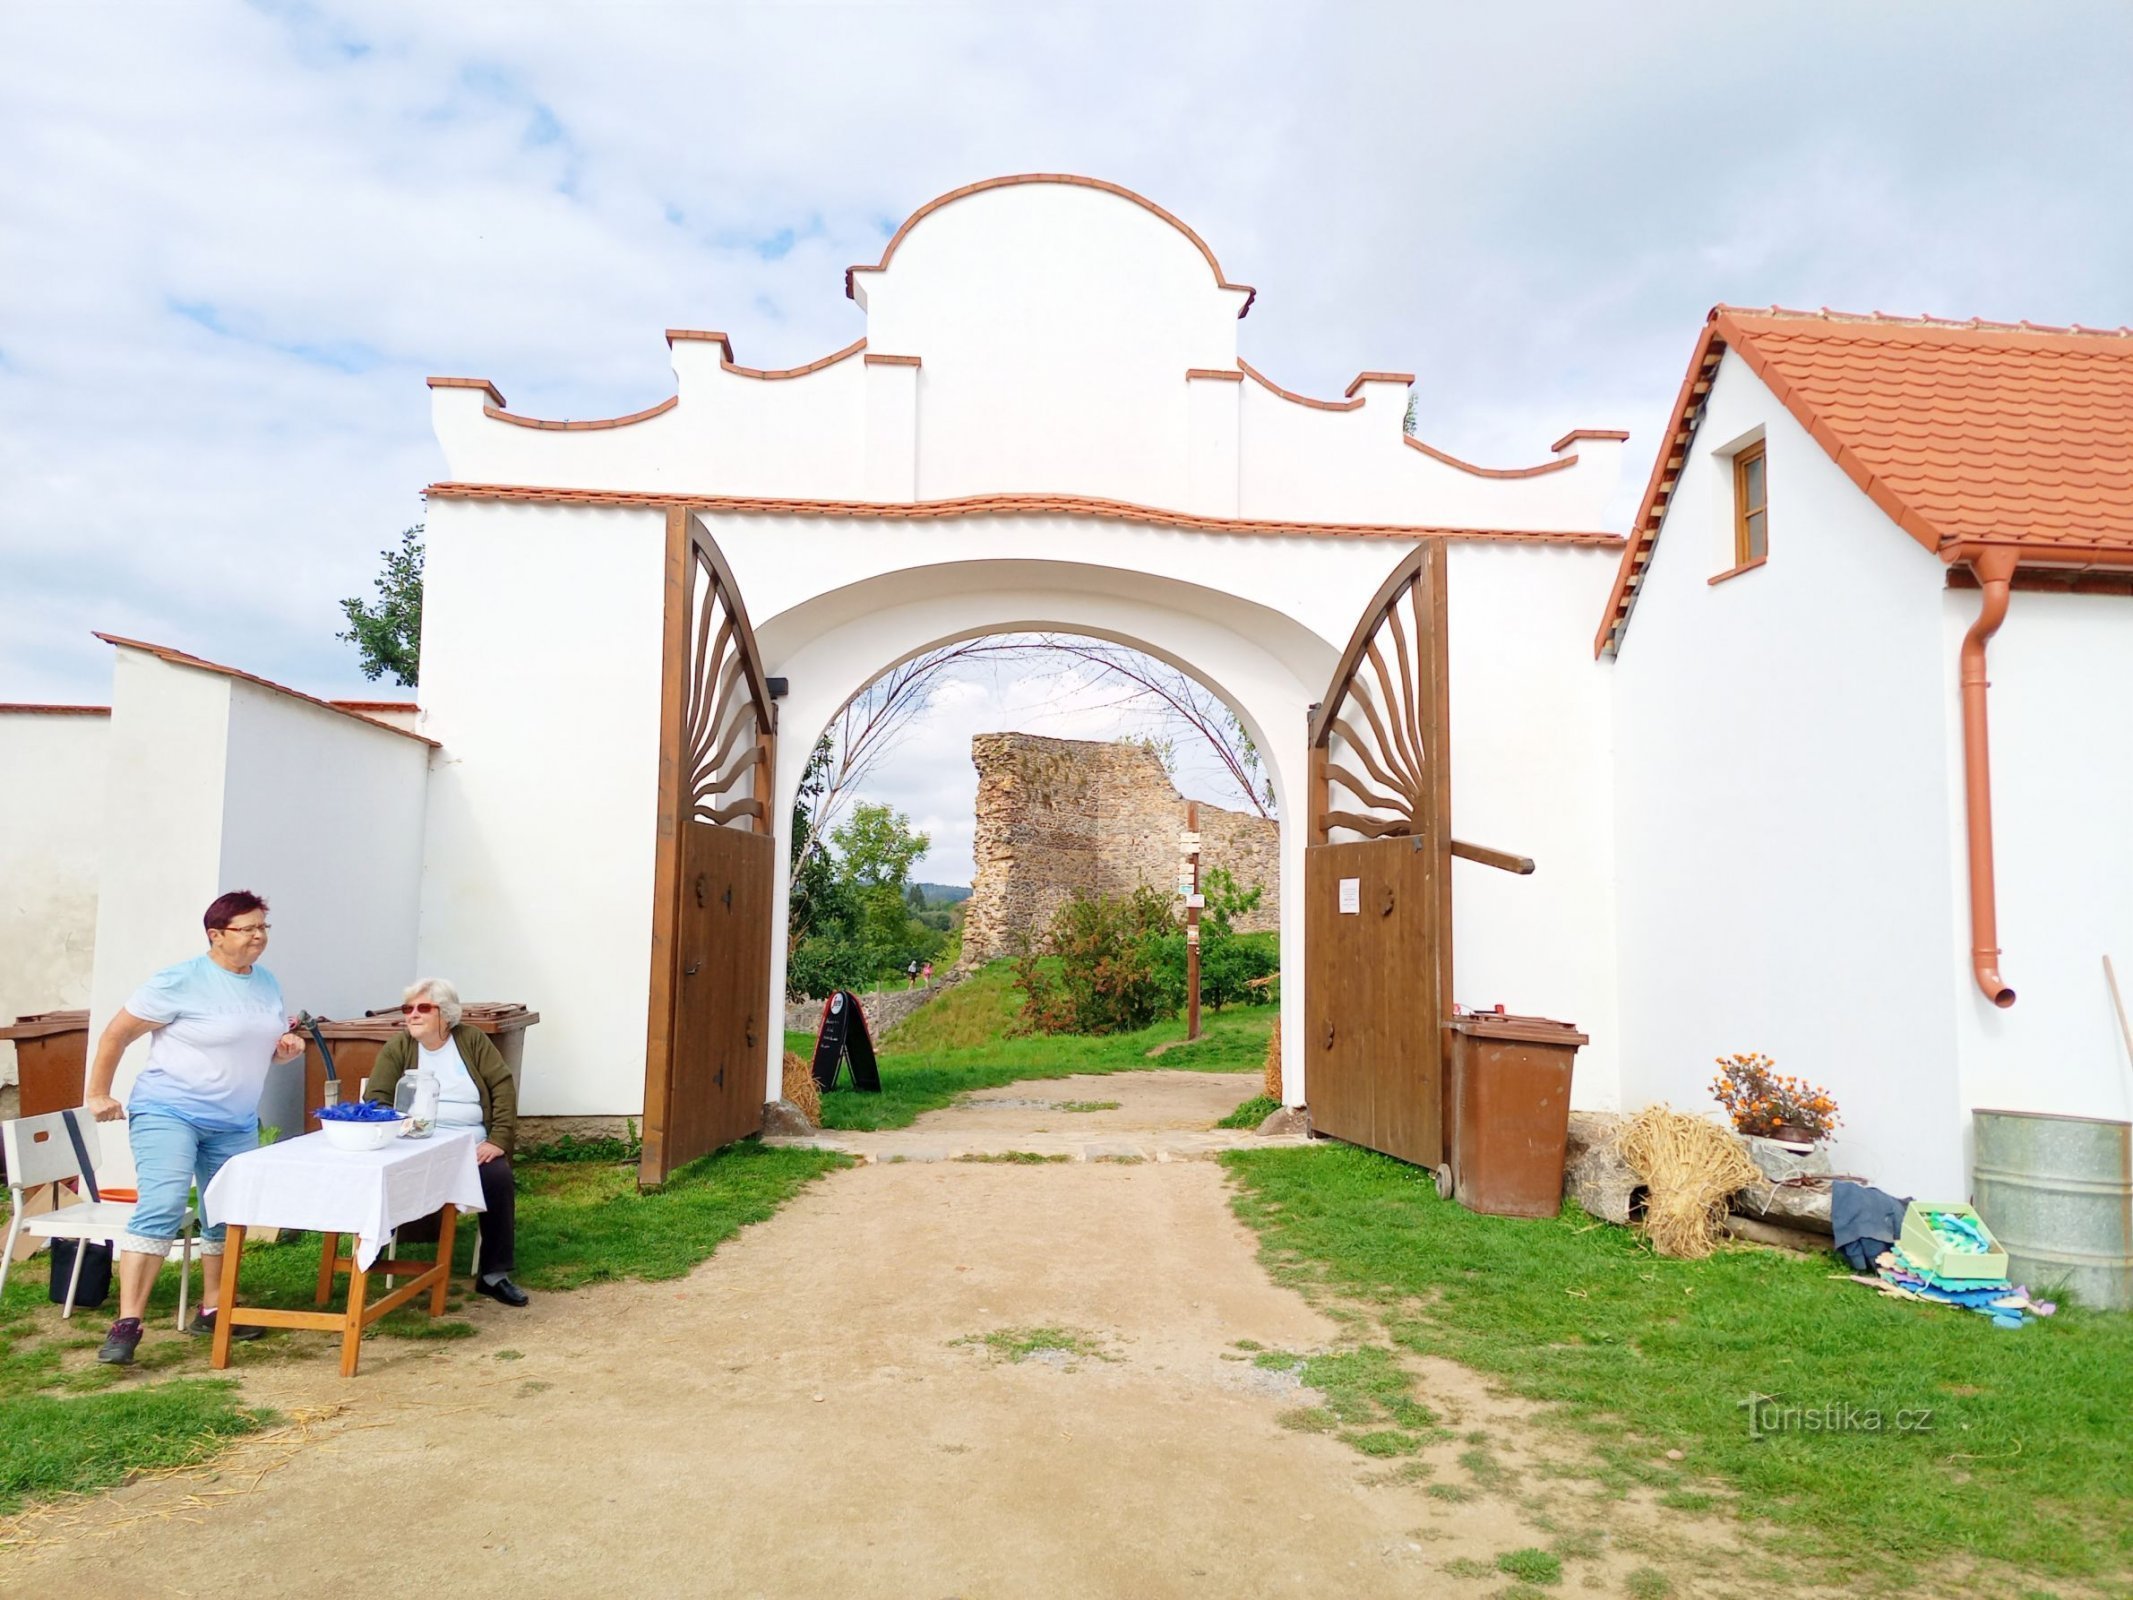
[98,1317,144,1365]
[187,1311,265,1341]
[475,1276,530,1307]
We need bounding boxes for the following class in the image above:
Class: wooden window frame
[1732,439,1768,568]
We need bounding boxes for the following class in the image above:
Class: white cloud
[3,0,2128,848]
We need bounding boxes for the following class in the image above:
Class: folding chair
[0,1108,194,1326]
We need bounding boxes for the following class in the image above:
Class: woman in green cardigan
[366,979,529,1307]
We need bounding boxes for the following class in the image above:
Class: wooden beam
[1450,839,1535,875]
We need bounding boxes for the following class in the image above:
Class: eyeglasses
[399,1002,439,1015]
[214,923,270,935]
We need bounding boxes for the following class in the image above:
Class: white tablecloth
[204,1129,485,1269]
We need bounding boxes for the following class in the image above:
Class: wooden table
[202,1129,484,1378]
[211,1205,460,1378]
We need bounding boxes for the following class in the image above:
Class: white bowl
[319,1115,409,1151]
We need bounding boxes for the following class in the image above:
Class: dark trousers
[475,1155,516,1278]
[398,1154,515,1277]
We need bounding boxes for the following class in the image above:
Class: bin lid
[0,1009,90,1040]
[1444,1012,1588,1047]
[346,1002,540,1035]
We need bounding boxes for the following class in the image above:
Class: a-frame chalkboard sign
[809,991,882,1093]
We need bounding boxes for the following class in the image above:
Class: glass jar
[393,1067,439,1138]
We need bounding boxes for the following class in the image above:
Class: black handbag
[46,1111,114,1310]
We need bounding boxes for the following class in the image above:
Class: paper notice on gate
[1338,877,1360,915]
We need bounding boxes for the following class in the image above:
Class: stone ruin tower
[960,733,1280,967]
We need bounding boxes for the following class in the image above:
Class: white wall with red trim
[429,180,1625,533]
[0,710,107,1086]
[1609,349,1972,1197]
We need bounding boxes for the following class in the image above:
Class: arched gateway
[418,175,1629,1185]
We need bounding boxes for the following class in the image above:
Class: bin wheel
[1433,1163,1454,1200]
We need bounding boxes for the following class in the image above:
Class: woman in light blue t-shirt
[83,890,305,1366]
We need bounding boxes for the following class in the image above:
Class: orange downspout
[1958,547,2019,1008]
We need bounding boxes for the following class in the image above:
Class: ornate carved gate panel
[1304,542,1454,1169]
[640,509,777,1187]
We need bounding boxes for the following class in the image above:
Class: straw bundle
[1263,1017,1283,1102]
[781,1049,821,1128]
[1616,1105,1760,1259]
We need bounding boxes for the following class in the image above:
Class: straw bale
[781,1050,821,1128]
[1617,1105,1761,1259]
[1263,1017,1283,1102]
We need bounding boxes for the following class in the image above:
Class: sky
[4,1,2130,881]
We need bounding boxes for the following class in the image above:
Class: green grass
[954,1151,1070,1165]
[0,1139,847,1515]
[1252,1344,1444,1457]
[1624,1570,1672,1600]
[1216,1094,1281,1129]
[815,961,1274,1131]
[1052,1100,1121,1114]
[955,1325,1112,1364]
[1496,1546,1562,1584]
[1224,1144,2133,1588]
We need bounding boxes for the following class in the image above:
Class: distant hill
[914,882,972,905]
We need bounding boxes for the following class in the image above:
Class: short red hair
[203,890,268,933]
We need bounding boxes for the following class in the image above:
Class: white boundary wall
[0,710,108,1084]
[85,647,429,1177]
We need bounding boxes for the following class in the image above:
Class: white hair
[403,977,463,1027]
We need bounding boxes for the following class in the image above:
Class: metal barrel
[1972,1109,2133,1312]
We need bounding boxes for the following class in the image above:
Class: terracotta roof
[722,337,867,381]
[428,375,506,408]
[486,396,676,432]
[425,482,1624,547]
[665,329,735,359]
[1343,371,1414,398]
[1550,428,1630,453]
[847,174,1257,318]
[1596,306,2133,657]
[0,703,109,715]
[92,635,438,747]
[327,699,418,714]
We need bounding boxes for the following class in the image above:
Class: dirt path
[5,1071,1762,1598]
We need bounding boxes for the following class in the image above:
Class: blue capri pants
[121,1109,258,1257]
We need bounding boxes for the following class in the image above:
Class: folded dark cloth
[1831,1180,1910,1272]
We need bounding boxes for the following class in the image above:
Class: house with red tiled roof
[1606,306,2133,1195]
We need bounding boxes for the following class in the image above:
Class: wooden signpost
[1183,805,1202,1041]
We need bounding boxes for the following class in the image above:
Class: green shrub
[1014,886,1180,1034]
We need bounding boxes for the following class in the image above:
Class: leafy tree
[830,803,929,892]
[338,523,424,686]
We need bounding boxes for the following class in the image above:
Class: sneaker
[187,1310,264,1342]
[98,1317,144,1365]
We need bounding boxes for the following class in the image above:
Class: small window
[1733,441,1768,565]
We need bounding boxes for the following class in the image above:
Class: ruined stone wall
[962,734,1280,967]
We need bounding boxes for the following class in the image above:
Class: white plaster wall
[0,712,107,1084]
[216,679,428,1056]
[1445,543,1622,1110]
[1944,588,2133,1148]
[414,497,667,1117]
[85,653,237,1181]
[1610,352,1965,1196]
[430,179,1620,535]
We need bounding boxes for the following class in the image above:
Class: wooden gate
[640,509,777,1187]
[1304,541,1533,1169]
[1305,542,1455,1168]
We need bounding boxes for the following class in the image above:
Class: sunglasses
[399,1002,439,1015]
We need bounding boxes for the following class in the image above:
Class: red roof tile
[1596,307,2133,656]
[92,635,438,747]
[424,482,1624,547]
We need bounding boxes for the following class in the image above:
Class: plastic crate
[1899,1202,2009,1282]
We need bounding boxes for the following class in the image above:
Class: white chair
[1,1108,194,1326]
